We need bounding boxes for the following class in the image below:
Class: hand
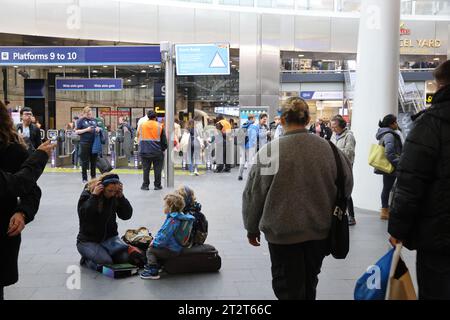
[37,140,57,157]
[8,212,26,237]
[92,182,104,196]
[87,127,94,133]
[116,183,123,198]
[248,234,261,247]
[95,127,101,133]
[389,236,402,247]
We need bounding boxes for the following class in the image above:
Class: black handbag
[327,141,350,259]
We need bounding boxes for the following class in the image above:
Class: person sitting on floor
[77,173,133,271]
[175,185,208,247]
[140,193,194,280]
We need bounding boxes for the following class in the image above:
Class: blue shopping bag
[354,248,395,300]
[92,132,103,155]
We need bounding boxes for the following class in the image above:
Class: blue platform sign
[175,43,230,76]
[56,78,123,91]
[0,46,160,66]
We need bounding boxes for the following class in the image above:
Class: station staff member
[138,111,168,190]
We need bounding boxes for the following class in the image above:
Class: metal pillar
[161,42,175,188]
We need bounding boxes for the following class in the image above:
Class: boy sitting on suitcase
[140,193,195,280]
[175,186,208,247]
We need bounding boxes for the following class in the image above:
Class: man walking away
[138,111,168,191]
[389,60,450,300]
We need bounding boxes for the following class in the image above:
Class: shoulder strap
[328,141,345,200]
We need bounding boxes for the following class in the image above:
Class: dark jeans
[146,246,180,267]
[417,250,450,300]
[77,237,129,271]
[142,155,164,188]
[80,143,98,181]
[347,196,355,218]
[381,175,396,208]
[268,240,328,300]
[216,138,231,172]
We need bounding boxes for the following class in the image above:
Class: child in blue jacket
[140,193,194,280]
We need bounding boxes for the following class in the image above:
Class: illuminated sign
[400,22,411,36]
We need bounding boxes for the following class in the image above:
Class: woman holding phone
[76,106,102,183]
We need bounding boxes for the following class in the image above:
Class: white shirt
[137,115,149,129]
[22,125,30,138]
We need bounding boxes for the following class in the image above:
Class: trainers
[141,185,149,191]
[348,216,356,226]
[154,186,163,190]
[194,170,199,176]
[238,176,243,181]
[140,266,160,280]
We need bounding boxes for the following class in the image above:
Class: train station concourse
[1,0,450,311]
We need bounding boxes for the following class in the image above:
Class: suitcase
[162,244,221,274]
[96,157,113,173]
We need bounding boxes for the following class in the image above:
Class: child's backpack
[174,216,195,247]
[189,210,208,246]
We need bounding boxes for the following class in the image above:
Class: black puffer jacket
[77,189,133,243]
[0,143,42,286]
[389,85,450,254]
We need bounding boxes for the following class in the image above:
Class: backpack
[188,208,208,246]
[122,227,153,251]
[235,122,251,146]
[174,216,195,247]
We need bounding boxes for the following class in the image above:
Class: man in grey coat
[242,99,353,300]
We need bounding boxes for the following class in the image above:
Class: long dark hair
[0,101,26,148]
[378,114,397,128]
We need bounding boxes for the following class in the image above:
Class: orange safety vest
[219,120,232,133]
[140,120,162,141]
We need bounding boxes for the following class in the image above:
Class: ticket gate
[52,129,72,167]
[110,129,128,168]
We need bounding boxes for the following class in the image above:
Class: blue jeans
[77,236,129,271]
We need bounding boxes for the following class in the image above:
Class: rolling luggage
[96,157,113,173]
[162,244,221,274]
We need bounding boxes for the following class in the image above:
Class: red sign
[400,22,410,36]
[100,110,130,116]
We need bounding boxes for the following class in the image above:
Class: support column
[352,0,400,211]
[239,13,280,119]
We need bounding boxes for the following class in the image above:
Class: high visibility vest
[139,120,162,142]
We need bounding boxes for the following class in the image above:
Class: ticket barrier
[110,129,128,168]
[46,130,58,168]
[52,129,73,167]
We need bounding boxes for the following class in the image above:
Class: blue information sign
[0,46,160,66]
[175,43,230,76]
[56,78,123,91]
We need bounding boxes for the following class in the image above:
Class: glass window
[309,0,334,11]
[256,0,273,7]
[401,0,413,15]
[219,0,254,5]
[275,0,295,9]
[414,0,435,15]
[295,0,308,10]
[342,0,361,12]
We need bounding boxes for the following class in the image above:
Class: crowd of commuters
[3,61,450,301]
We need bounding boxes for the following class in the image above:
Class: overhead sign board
[56,78,123,91]
[175,43,230,76]
[0,46,161,66]
[300,91,344,100]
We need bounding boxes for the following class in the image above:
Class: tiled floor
[4,168,417,300]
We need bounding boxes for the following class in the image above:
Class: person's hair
[247,114,255,121]
[433,60,450,86]
[0,101,26,148]
[216,115,224,121]
[175,185,196,206]
[280,98,310,126]
[87,172,120,193]
[188,119,195,129]
[332,115,347,129]
[259,113,268,120]
[5,100,10,105]
[82,106,91,116]
[175,119,180,124]
[164,193,185,213]
[147,110,157,119]
[20,107,32,116]
[378,114,397,128]
[73,116,79,121]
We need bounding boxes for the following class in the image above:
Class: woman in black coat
[77,173,133,271]
[0,102,43,300]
